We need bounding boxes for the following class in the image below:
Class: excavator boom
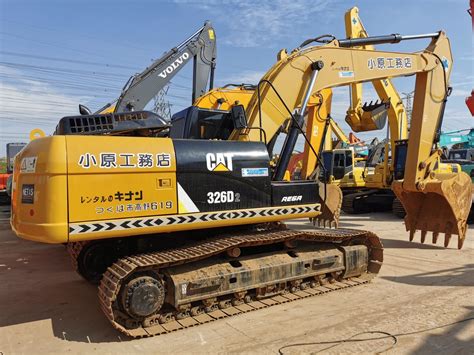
[235,31,470,248]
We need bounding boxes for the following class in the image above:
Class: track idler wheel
[77,242,119,284]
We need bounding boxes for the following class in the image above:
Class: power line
[0,61,127,77]
[0,31,141,64]
[0,18,155,54]
[0,50,140,71]
[0,50,199,85]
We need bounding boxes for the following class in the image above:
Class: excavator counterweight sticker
[20,157,37,173]
[68,204,320,235]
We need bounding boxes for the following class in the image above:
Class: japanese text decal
[78,152,171,169]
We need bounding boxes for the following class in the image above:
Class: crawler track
[66,241,87,272]
[341,191,373,214]
[392,198,406,218]
[98,226,383,338]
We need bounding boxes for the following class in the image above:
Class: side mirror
[79,104,92,115]
[231,105,248,130]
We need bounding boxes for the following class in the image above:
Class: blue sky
[0,0,472,155]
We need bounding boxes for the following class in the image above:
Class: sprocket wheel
[121,276,165,318]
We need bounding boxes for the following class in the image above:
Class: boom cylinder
[274,61,323,181]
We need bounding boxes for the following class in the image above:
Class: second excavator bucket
[346,100,389,132]
[312,183,343,228]
[392,172,472,249]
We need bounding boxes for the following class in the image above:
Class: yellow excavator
[11,20,471,338]
[320,6,408,215]
[321,7,461,217]
[287,118,370,181]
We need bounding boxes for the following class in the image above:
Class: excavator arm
[239,33,443,148]
[344,7,409,190]
[235,31,470,248]
[440,129,474,148]
[344,7,409,145]
[93,22,216,114]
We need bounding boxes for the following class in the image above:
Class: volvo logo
[158,52,190,78]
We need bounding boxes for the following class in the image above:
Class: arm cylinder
[338,32,440,47]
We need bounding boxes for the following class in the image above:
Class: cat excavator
[11,22,471,338]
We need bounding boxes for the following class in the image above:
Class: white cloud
[451,79,474,88]
[0,66,92,155]
[173,0,335,47]
[220,70,266,85]
[450,87,472,97]
[0,67,89,120]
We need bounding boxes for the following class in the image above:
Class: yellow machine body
[11,9,471,251]
[12,136,321,244]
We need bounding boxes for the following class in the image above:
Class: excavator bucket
[392,172,472,249]
[345,100,389,132]
[312,183,343,228]
[360,100,389,130]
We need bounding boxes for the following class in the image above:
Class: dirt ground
[0,205,473,354]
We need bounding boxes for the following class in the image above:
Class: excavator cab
[170,107,232,140]
[319,148,368,191]
[332,150,353,180]
[169,104,247,140]
[320,149,354,181]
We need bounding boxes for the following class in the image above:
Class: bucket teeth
[420,230,427,244]
[362,99,389,113]
[407,228,462,249]
[444,233,452,248]
[312,218,336,229]
[392,172,472,250]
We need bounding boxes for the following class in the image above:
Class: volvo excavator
[11,20,471,338]
[78,21,217,116]
[74,20,257,141]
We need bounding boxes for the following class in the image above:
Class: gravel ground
[0,206,472,354]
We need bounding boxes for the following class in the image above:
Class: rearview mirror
[79,104,92,115]
[231,105,248,130]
